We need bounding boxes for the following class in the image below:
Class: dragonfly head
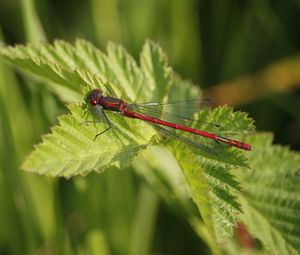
[85,89,103,106]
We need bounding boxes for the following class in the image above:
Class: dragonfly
[85,89,251,152]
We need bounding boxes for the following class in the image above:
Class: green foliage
[22,103,155,176]
[238,133,300,255]
[0,40,171,103]
[173,147,242,242]
[167,107,253,241]
[1,1,300,254]
[2,39,300,255]
[0,39,254,244]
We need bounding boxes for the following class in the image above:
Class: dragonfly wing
[128,99,213,118]
[149,123,225,154]
[127,99,221,133]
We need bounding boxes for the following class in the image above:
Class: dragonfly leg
[80,105,102,125]
[93,110,112,141]
[95,105,103,123]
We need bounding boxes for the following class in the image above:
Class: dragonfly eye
[89,98,98,106]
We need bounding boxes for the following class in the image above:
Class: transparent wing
[151,124,225,154]
[126,99,222,133]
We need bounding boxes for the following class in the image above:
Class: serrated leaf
[190,106,254,168]
[140,40,172,101]
[238,133,300,255]
[1,40,255,245]
[106,42,144,101]
[165,105,254,242]
[0,39,178,177]
[22,104,156,177]
[172,146,244,242]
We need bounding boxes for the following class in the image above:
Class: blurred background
[0,0,300,254]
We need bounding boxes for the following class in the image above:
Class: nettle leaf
[22,104,156,177]
[238,133,300,255]
[0,39,169,177]
[140,40,172,101]
[190,106,254,168]
[0,39,254,243]
[169,106,253,242]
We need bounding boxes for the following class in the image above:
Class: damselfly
[85,89,251,152]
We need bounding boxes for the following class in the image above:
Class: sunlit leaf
[1,39,254,243]
[22,104,155,177]
[238,133,300,255]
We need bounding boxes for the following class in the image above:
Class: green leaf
[1,40,255,244]
[106,42,144,101]
[132,145,222,254]
[155,104,253,242]
[140,40,172,101]
[0,39,177,177]
[22,104,156,177]
[189,106,254,168]
[171,141,245,242]
[238,133,300,255]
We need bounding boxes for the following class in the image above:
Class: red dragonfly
[85,89,251,152]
